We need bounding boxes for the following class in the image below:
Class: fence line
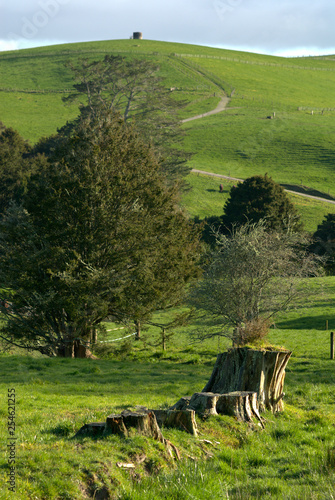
[97,332,136,344]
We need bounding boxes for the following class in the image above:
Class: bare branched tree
[188,220,323,345]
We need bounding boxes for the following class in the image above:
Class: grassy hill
[1,38,335,231]
[1,39,335,499]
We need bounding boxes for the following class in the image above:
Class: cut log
[104,409,181,459]
[122,410,164,442]
[202,347,292,412]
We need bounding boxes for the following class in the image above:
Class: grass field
[1,38,335,208]
[181,172,335,232]
[1,277,335,499]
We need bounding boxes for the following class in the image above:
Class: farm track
[191,169,335,205]
[181,95,231,122]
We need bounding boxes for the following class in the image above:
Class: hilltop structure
[133,32,143,39]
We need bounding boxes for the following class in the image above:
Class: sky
[1,0,335,57]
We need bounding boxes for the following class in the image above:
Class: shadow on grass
[277,315,335,330]
[206,188,229,194]
[287,358,335,386]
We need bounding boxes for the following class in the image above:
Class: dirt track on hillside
[181,96,230,123]
[191,169,335,205]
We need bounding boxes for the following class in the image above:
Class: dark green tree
[0,111,201,357]
[310,214,335,275]
[0,123,35,216]
[62,55,191,181]
[222,174,302,232]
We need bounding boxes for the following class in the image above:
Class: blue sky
[1,0,335,57]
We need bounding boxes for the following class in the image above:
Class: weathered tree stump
[105,410,164,442]
[168,391,264,427]
[105,414,128,436]
[188,392,221,418]
[153,409,198,436]
[203,347,292,412]
[216,391,264,427]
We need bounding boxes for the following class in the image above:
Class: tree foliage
[188,221,320,345]
[0,123,35,216]
[310,213,335,275]
[222,174,302,232]
[62,55,191,180]
[0,111,201,357]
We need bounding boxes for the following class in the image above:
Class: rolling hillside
[1,38,335,229]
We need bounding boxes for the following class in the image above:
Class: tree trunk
[135,320,141,340]
[90,327,97,345]
[203,347,292,412]
[162,328,166,351]
[74,339,94,358]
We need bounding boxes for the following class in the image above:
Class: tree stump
[188,392,221,418]
[105,410,164,442]
[216,391,264,427]
[202,347,292,412]
[152,409,198,436]
[105,414,128,436]
[167,391,264,427]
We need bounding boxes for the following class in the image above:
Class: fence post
[331,332,334,360]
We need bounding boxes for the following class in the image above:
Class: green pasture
[182,172,335,232]
[1,39,335,201]
[1,276,335,499]
[183,109,335,196]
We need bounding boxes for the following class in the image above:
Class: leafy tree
[62,55,191,181]
[222,174,302,232]
[310,213,335,275]
[188,221,320,346]
[0,111,201,357]
[0,123,35,215]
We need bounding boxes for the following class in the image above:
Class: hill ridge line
[1,47,334,72]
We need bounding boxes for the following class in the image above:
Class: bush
[233,318,272,346]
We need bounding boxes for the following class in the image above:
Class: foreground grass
[1,277,335,499]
